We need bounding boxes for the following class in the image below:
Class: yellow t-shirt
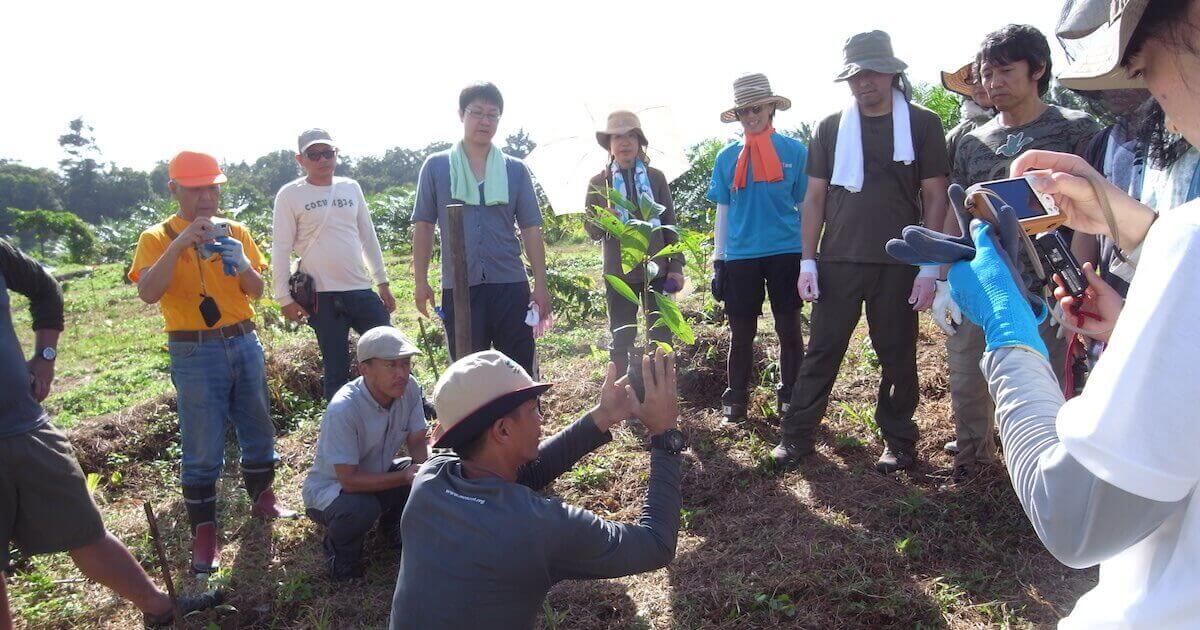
[128,215,268,332]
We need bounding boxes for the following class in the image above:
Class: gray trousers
[947,318,1066,467]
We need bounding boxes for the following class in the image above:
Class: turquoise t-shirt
[707,134,807,261]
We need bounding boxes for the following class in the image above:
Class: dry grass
[9,313,1095,629]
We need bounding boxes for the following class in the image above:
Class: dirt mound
[68,394,178,473]
[68,337,327,473]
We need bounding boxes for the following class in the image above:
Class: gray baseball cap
[298,128,336,153]
[357,326,421,362]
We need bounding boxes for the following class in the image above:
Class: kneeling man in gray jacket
[389,348,685,630]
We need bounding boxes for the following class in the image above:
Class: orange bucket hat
[168,151,227,187]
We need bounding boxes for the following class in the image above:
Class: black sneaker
[875,447,915,474]
[770,441,814,467]
[143,589,224,628]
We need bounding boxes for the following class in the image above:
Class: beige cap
[356,326,421,362]
[431,350,552,449]
[1057,0,1151,90]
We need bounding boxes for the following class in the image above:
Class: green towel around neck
[449,142,509,206]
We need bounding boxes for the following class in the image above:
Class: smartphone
[965,173,1065,235]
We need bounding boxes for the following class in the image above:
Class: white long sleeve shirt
[271,176,388,305]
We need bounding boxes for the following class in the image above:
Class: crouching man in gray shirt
[389,349,684,630]
[302,326,430,581]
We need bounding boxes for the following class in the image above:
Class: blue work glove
[212,236,251,276]
[886,184,1048,358]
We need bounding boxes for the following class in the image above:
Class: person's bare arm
[236,266,264,299]
[800,177,828,258]
[412,220,436,317]
[1072,233,1100,267]
[522,226,551,317]
[407,431,430,465]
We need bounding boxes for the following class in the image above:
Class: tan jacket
[583,166,684,284]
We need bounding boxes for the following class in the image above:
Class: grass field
[6,245,1095,629]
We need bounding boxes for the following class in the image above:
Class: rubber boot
[720,388,749,425]
[243,461,298,520]
[183,484,219,574]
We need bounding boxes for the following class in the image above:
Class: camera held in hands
[196,221,232,259]
[965,173,1088,300]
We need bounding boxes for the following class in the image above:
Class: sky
[3,0,1067,172]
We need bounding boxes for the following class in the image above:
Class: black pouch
[199,295,222,328]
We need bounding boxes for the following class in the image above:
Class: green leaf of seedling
[653,291,695,344]
[604,187,641,220]
[605,274,641,306]
[637,193,666,221]
[588,203,628,240]
[652,340,674,354]
[621,247,643,274]
[653,223,679,234]
[650,243,687,259]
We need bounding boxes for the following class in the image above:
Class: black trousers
[780,262,920,452]
[441,282,535,376]
[606,278,670,375]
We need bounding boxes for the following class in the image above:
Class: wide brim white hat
[432,350,552,449]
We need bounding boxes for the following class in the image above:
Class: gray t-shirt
[411,151,543,290]
[388,416,681,630]
[952,105,1101,187]
[302,376,427,511]
[1,239,62,439]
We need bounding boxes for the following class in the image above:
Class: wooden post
[143,503,182,623]
[446,203,471,360]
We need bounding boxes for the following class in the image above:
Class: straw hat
[941,62,977,98]
[720,73,792,123]
[596,110,649,150]
[834,30,908,82]
[431,351,552,450]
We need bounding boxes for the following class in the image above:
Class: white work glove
[797,259,819,302]
[931,279,962,335]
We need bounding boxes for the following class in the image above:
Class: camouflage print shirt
[952,105,1101,188]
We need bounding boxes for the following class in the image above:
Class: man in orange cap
[129,151,296,575]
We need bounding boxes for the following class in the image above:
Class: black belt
[167,320,255,342]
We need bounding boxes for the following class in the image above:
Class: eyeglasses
[305,149,337,161]
[735,105,764,118]
[465,109,502,122]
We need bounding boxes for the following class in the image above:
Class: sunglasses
[305,149,337,161]
[735,105,765,118]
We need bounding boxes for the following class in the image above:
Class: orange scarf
[733,126,784,190]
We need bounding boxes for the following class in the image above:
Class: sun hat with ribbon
[596,110,649,150]
[1056,0,1152,90]
[431,350,553,449]
[834,30,908,82]
[720,73,793,123]
[941,62,978,98]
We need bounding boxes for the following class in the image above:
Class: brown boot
[250,488,299,520]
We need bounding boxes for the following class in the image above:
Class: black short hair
[978,24,1053,96]
[459,82,504,114]
[453,431,488,460]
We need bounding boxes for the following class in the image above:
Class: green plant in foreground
[587,187,706,349]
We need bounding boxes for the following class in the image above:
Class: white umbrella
[525,104,690,216]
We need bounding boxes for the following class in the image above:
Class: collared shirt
[411,150,542,290]
[302,376,427,512]
[128,215,267,332]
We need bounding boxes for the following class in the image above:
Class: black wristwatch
[650,428,687,455]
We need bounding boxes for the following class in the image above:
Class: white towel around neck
[830,88,915,193]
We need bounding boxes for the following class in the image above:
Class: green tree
[669,138,723,232]
[502,129,537,159]
[5,207,97,262]
[911,82,962,132]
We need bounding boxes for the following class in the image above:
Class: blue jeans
[309,290,391,401]
[168,331,277,487]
